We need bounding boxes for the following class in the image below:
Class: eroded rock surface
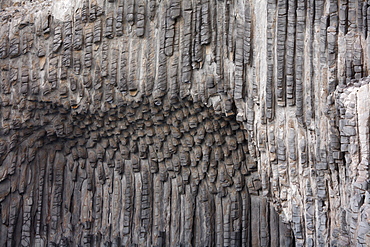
[0,0,369,246]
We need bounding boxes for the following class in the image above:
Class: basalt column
[0,0,369,246]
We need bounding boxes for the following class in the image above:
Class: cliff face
[0,0,369,246]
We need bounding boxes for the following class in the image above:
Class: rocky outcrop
[0,0,369,246]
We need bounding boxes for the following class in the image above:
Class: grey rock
[0,1,368,246]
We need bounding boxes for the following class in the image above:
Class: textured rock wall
[0,0,370,246]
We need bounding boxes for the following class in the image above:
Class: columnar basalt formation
[0,0,370,246]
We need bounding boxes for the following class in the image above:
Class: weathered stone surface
[0,0,370,246]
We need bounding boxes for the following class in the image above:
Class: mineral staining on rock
[0,0,369,246]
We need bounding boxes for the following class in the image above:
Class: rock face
[0,0,370,246]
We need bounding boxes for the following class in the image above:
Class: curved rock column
[0,0,369,246]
